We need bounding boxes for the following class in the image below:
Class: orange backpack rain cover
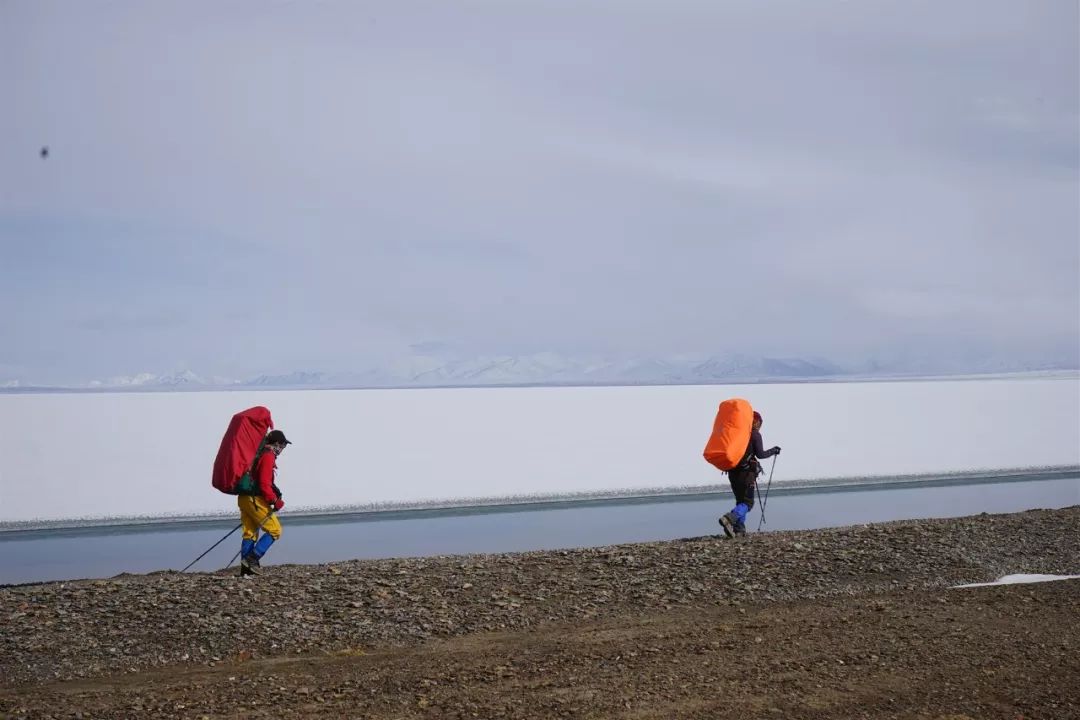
[702,398,754,471]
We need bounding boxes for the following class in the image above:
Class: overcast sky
[1,0,1077,383]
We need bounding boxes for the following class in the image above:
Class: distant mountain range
[2,352,1076,392]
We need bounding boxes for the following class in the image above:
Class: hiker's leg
[238,495,259,557]
[727,473,744,516]
[719,470,748,537]
[250,496,282,559]
[739,474,755,513]
[730,469,754,523]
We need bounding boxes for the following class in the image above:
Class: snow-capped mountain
[232,353,872,388]
[243,371,336,387]
[1,349,1075,393]
[88,370,207,388]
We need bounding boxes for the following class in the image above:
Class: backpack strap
[736,443,754,469]
[235,440,269,496]
[250,439,268,476]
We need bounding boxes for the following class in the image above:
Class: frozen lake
[2,375,1078,524]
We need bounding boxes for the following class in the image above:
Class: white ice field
[0,375,1077,524]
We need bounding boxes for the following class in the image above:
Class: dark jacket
[738,430,778,470]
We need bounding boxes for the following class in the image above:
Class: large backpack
[212,406,274,495]
[702,398,754,471]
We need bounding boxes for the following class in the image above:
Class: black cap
[266,430,292,446]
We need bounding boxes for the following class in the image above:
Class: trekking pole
[224,509,277,569]
[756,455,778,532]
[181,523,242,573]
[754,483,765,530]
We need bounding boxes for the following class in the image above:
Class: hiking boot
[734,522,747,537]
[240,553,261,575]
[718,512,736,539]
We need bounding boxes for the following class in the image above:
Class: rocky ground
[1,506,1078,719]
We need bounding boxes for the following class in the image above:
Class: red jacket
[254,451,281,505]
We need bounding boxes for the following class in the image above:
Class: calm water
[1,476,1077,585]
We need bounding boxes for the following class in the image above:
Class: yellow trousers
[238,495,282,542]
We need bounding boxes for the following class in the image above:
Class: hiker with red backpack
[211,407,291,576]
[238,429,291,575]
[703,399,781,538]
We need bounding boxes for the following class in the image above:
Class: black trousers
[727,465,759,510]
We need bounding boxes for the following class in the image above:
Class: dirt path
[3,580,1077,719]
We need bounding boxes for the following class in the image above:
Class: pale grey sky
[1,0,1077,383]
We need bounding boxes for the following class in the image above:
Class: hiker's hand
[272,498,285,512]
[770,446,781,456]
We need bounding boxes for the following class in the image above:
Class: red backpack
[212,406,274,495]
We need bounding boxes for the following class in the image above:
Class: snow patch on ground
[953,574,1080,588]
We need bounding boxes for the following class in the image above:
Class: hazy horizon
[2,351,1078,391]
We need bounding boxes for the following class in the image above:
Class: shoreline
[2,464,1076,537]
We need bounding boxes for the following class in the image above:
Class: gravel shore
[3,506,1077,684]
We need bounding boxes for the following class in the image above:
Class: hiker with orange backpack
[703,399,780,538]
[718,411,779,537]
[238,429,291,575]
